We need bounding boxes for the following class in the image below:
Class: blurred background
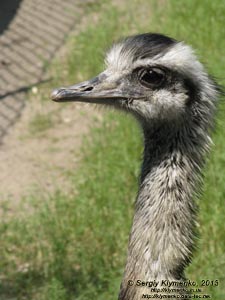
[0,0,224,299]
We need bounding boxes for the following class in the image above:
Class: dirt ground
[0,97,101,203]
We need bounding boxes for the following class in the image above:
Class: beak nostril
[82,86,93,92]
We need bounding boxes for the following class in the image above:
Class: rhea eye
[138,68,165,88]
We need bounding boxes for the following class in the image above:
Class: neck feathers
[119,111,216,299]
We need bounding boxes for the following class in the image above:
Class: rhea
[51,33,218,299]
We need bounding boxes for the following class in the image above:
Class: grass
[29,113,54,135]
[0,0,224,299]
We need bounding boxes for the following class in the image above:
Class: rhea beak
[51,73,127,105]
[51,72,143,105]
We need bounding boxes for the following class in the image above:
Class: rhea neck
[119,115,206,300]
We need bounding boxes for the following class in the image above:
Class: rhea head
[51,33,216,128]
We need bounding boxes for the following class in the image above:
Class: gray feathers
[109,34,219,300]
[118,33,177,62]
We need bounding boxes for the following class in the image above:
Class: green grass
[0,1,224,299]
[29,113,54,135]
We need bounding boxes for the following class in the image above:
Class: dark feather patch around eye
[138,68,166,88]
